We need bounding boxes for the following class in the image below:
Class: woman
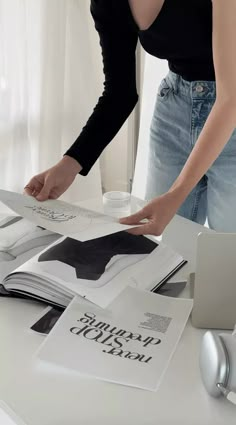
[25,0,236,236]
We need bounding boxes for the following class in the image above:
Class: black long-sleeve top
[65,0,213,175]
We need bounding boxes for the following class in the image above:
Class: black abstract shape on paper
[38,232,157,280]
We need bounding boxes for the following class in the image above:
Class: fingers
[36,185,51,201]
[119,207,155,236]
[25,173,54,201]
[119,208,148,225]
[25,184,59,201]
[24,178,43,197]
[24,170,62,201]
[48,189,60,200]
[126,222,154,236]
[36,184,62,201]
[24,160,76,202]
[24,185,34,196]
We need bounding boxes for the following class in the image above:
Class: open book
[0,230,186,309]
[0,191,187,308]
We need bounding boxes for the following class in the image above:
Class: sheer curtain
[0,0,102,205]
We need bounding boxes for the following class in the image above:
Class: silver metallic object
[199,328,236,404]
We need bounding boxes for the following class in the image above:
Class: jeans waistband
[165,70,216,100]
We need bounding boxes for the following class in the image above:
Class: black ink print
[38,232,157,280]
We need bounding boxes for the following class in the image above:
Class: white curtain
[0,0,102,205]
[132,53,168,199]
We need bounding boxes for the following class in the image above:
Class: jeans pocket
[157,78,172,100]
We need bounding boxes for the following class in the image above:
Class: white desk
[0,199,235,425]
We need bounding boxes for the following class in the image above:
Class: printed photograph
[38,231,157,288]
[0,215,59,261]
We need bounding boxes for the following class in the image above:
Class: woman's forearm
[169,99,236,203]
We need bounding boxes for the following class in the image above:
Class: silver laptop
[190,232,236,330]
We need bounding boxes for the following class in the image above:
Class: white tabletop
[0,198,235,424]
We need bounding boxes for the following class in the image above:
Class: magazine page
[36,287,193,391]
[0,214,60,282]
[4,233,184,308]
[0,190,140,241]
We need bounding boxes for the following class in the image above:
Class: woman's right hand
[24,156,82,201]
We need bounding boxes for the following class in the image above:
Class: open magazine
[0,190,187,308]
[0,230,186,308]
[36,287,193,391]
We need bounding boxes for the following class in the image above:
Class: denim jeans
[146,70,236,232]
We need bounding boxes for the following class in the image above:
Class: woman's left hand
[119,191,182,236]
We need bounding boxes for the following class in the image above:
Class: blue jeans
[146,70,236,232]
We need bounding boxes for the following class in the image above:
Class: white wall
[132,54,168,199]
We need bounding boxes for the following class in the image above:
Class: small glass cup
[103,191,131,217]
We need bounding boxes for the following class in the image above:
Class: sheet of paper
[36,287,193,391]
[0,190,138,241]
